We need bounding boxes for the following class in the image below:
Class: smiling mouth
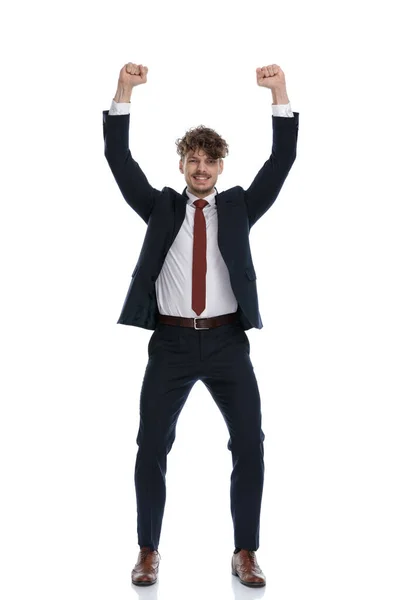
[193,176,210,183]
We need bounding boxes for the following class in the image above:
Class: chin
[191,182,213,194]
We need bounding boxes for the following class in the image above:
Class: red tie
[192,199,209,315]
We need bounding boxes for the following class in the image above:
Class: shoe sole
[131,579,157,586]
[232,569,266,587]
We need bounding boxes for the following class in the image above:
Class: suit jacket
[102,110,299,330]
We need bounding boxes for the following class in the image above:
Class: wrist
[113,85,133,103]
[271,86,289,105]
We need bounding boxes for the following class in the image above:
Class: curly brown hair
[175,125,229,162]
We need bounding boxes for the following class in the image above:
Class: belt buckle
[194,317,209,330]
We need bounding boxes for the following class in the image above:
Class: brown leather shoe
[231,549,266,587]
[131,546,161,586]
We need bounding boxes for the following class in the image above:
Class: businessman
[103,62,299,587]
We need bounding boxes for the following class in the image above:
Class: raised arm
[103,63,161,224]
[245,65,299,228]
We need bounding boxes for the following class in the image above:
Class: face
[179,148,224,198]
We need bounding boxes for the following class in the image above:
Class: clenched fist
[256,64,286,89]
[118,62,149,88]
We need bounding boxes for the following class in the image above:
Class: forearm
[113,85,133,103]
[271,86,289,105]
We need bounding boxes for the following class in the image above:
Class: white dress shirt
[107,99,294,318]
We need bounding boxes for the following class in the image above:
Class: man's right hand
[118,62,149,88]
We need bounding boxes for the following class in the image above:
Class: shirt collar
[185,186,218,207]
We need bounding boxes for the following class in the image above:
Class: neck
[187,186,214,197]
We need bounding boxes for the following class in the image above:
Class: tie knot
[193,199,209,210]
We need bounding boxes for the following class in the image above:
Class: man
[102,62,299,587]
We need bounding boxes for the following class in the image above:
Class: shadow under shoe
[231,549,266,587]
[131,546,161,586]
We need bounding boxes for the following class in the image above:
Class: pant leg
[201,325,265,551]
[134,324,197,551]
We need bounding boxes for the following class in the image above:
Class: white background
[1,0,399,598]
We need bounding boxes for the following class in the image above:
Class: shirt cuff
[108,98,131,115]
[271,102,294,118]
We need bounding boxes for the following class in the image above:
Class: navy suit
[103,109,299,552]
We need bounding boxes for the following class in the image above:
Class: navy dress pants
[134,319,265,552]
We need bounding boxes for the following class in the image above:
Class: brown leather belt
[157,311,240,330]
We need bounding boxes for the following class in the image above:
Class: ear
[219,159,224,174]
[179,159,183,174]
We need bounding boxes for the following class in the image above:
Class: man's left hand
[256,64,286,89]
